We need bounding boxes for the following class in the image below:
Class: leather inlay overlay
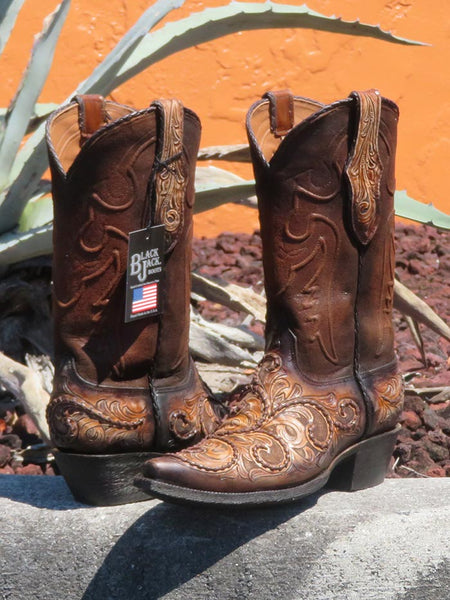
[346,89,383,245]
[169,391,219,442]
[372,373,404,427]
[46,363,151,452]
[153,99,186,249]
[170,353,362,482]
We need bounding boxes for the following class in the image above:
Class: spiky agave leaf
[114,1,426,87]
[2,1,426,236]
[395,190,450,230]
[0,103,59,132]
[198,144,251,162]
[0,223,52,269]
[0,0,184,236]
[0,0,70,198]
[18,189,52,233]
[0,0,26,57]
[195,166,256,212]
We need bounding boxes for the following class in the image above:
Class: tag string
[153,151,183,175]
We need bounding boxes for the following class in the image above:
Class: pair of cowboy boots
[46,89,403,507]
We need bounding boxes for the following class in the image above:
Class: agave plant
[0,0,437,268]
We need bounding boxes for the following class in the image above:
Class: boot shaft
[47,96,201,384]
[247,90,398,380]
[46,97,220,457]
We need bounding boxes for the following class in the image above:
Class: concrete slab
[0,475,449,600]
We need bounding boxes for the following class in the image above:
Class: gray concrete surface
[0,475,449,600]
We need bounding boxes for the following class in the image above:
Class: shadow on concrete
[0,474,89,510]
[81,494,321,600]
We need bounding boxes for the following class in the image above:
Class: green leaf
[0,102,58,119]
[0,0,70,191]
[0,122,47,235]
[194,166,255,213]
[26,102,59,133]
[198,144,251,162]
[0,0,26,57]
[0,0,183,235]
[18,188,52,232]
[115,1,426,88]
[1,1,427,236]
[0,222,52,268]
[394,190,450,230]
[0,103,58,138]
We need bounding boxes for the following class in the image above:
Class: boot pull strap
[73,94,108,146]
[263,90,294,137]
[345,89,383,246]
[151,98,186,253]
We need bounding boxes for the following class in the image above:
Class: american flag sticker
[131,282,158,315]
[125,225,165,323]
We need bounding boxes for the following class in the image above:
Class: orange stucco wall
[1,0,448,236]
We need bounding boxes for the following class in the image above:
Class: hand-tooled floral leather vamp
[142,352,366,493]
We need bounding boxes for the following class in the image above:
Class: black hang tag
[125,225,165,323]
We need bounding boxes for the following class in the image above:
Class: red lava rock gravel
[0,223,448,479]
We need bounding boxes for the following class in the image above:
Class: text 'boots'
[46,95,220,505]
[136,89,404,507]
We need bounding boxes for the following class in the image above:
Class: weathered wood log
[189,309,261,366]
[196,363,253,394]
[25,353,54,395]
[192,272,265,322]
[0,351,50,444]
[394,279,450,341]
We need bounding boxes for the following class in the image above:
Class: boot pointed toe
[142,455,188,485]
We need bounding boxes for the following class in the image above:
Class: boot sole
[134,426,400,508]
[54,450,161,506]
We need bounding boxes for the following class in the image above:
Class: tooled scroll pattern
[346,90,383,244]
[373,373,404,426]
[47,371,148,449]
[153,99,186,245]
[277,211,341,365]
[169,390,221,443]
[172,353,361,479]
[47,395,147,449]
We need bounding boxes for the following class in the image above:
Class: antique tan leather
[138,90,404,506]
[45,96,219,479]
[264,90,294,137]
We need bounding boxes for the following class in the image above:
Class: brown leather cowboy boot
[136,89,404,506]
[46,95,220,505]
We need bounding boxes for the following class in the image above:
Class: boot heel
[54,450,160,506]
[326,426,399,492]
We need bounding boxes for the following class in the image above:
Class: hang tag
[125,225,165,323]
